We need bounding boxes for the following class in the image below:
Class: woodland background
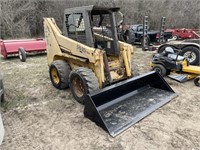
[0,0,199,39]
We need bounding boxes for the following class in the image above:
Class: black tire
[125,30,135,44]
[194,76,200,87]
[157,46,166,53]
[1,93,4,102]
[18,47,26,62]
[152,64,167,76]
[49,60,71,89]
[180,46,200,65]
[69,67,99,104]
[158,45,176,53]
[0,82,4,102]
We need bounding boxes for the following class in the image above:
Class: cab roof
[64,5,120,14]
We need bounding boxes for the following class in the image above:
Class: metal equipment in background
[157,40,200,65]
[0,38,46,62]
[158,17,166,44]
[142,16,149,51]
[152,47,200,86]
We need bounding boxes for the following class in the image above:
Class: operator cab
[63,5,122,56]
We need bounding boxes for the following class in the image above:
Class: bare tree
[0,0,199,39]
[1,0,36,38]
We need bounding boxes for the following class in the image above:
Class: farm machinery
[157,39,200,65]
[123,24,159,45]
[44,5,176,137]
[152,47,200,87]
[0,38,46,62]
[164,28,200,40]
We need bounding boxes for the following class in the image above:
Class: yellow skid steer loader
[44,5,176,137]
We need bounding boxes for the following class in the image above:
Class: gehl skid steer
[44,5,176,137]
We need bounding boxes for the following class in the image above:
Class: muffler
[84,71,177,137]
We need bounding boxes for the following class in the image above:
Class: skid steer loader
[44,5,177,137]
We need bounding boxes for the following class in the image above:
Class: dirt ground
[0,48,200,150]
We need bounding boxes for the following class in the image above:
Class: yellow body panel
[186,74,199,80]
[43,18,135,88]
[172,59,200,80]
[44,18,99,64]
[182,65,200,75]
[180,59,200,75]
[170,71,198,80]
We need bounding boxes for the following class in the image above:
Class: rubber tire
[152,64,167,76]
[18,47,26,62]
[158,44,177,53]
[1,93,4,102]
[157,45,176,53]
[49,60,71,90]
[194,76,200,87]
[125,30,135,44]
[0,82,4,102]
[180,46,200,65]
[157,46,166,53]
[69,67,99,104]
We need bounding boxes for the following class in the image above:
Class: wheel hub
[19,51,22,60]
[197,79,200,84]
[155,68,161,74]
[72,76,84,98]
[183,51,196,63]
[51,68,60,84]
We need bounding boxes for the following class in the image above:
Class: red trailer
[0,38,46,62]
[164,28,200,40]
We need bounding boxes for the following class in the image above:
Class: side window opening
[65,13,87,44]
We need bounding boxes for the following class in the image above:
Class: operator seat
[164,47,185,61]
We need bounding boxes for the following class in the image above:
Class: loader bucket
[84,71,177,137]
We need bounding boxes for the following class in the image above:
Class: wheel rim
[194,78,200,87]
[72,76,85,98]
[183,51,196,63]
[197,78,200,84]
[173,36,178,40]
[51,67,60,84]
[19,50,22,60]
[154,67,162,74]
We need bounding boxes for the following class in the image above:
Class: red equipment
[165,28,200,40]
[0,38,46,61]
